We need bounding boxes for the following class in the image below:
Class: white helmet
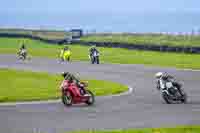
[155,72,163,78]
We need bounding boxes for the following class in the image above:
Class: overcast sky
[1,0,199,14]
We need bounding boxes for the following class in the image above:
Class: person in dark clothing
[155,72,181,93]
[89,45,100,64]
[21,43,25,49]
[18,42,27,59]
[89,45,99,58]
[18,43,26,52]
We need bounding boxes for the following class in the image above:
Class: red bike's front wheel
[62,91,73,106]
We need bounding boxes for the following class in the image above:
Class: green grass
[2,28,200,47]
[1,37,200,69]
[67,126,200,133]
[81,33,200,47]
[0,68,128,102]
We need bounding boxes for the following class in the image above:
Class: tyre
[94,57,96,64]
[91,57,95,64]
[67,57,70,62]
[19,55,25,61]
[85,90,95,105]
[62,91,73,106]
[177,88,187,104]
[162,92,171,104]
[180,93,187,104]
[21,54,26,61]
[27,56,31,61]
[96,56,99,64]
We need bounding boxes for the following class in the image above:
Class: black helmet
[64,46,69,50]
[21,44,25,49]
[91,45,96,48]
[61,72,69,78]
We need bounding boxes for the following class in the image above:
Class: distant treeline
[0,33,68,44]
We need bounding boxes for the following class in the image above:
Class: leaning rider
[61,72,86,95]
[62,72,79,84]
[155,72,181,91]
[18,42,27,56]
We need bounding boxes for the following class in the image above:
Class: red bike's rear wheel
[85,90,95,105]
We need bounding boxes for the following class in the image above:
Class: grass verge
[1,37,200,69]
[67,126,200,133]
[2,28,200,47]
[0,68,128,102]
[81,33,200,47]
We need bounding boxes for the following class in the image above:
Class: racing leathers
[157,74,181,93]
[18,44,27,58]
[64,72,80,84]
[63,72,86,95]
[89,47,99,59]
[60,48,71,61]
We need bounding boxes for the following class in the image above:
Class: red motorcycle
[60,80,95,106]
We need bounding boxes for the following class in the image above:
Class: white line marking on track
[0,87,133,106]
[177,68,200,72]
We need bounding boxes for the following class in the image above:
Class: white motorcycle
[18,49,27,61]
[156,77,187,104]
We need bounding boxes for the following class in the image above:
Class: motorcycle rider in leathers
[18,43,26,54]
[89,45,99,60]
[155,72,181,94]
[18,43,27,57]
[61,72,86,95]
[60,46,71,61]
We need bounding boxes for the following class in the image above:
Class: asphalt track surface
[0,54,200,133]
